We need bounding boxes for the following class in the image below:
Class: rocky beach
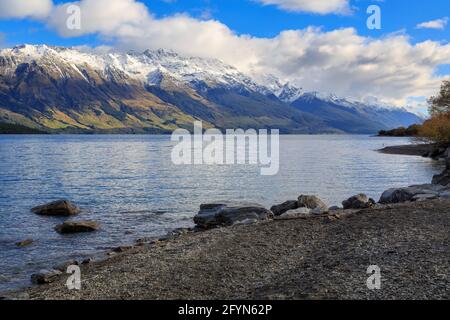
[2,143,450,300]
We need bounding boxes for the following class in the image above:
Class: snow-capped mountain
[0,45,268,92]
[0,44,422,133]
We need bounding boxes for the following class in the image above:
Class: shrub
[418,113,450,145]
[378,124,421,137]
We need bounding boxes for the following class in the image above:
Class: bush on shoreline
[418,81,450,146]
[0,122,46,134]
[378,124,421,137]
[380,81,450,146]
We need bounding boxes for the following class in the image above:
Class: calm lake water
[0,134,444,292]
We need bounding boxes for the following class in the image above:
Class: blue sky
[0,0,449,113]
[1,0,449,47]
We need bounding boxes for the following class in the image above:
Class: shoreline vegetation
[0,122,412,136]
[377,124,421,137]
[2,142,449,300]
[0,123,47,134]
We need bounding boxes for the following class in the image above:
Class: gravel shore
[10,198,449,300]
[378,143,435,156]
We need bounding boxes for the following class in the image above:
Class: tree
[428,80,450,115]
[419,113,450,145]
[417,80,450,145]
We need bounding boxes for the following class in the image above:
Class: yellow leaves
[419,112,450,145]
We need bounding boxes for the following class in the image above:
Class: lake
[0,134,444,292]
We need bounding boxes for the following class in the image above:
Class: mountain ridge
[0,44,423,134]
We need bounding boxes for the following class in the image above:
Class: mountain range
[0,45,423,134]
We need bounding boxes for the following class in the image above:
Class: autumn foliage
[419,113,450,145]
[418,81,450,145]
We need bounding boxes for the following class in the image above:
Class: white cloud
[417,17,448,30]
[0,0,53,19]
[255,0,351,14]
[48,0,151,37]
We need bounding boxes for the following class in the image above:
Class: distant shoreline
[378,143,436,156]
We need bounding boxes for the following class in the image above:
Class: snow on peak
[0,44,413,113]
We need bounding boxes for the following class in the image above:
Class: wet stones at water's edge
[380,146,450,204]
[342,194,376,209]
[55,221,101,234]
[30,270,63,285]
[18,145,450,289]
[15,239,33,247]
[193,202,273,229]
[31,200,80,216]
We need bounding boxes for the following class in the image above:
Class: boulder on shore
[31,200,80,216]
[53,260,79,272]
[55,221,100,234]
[270,200,299,216]
[379,184,444,204]
[31,270,62,285]
[297,195,328,213]
[379,188,415,204]
[194,202,273,229]
[275,207,311,220]
[342,194,375,209]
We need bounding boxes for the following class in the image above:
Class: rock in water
[297,195,328,212]
[342,194,375,209]
[55,221,100,234]
[31,200,80,216]
[270,200,299,216]
[194,202,273,229]
[31,270,62,284]
[16,239,33,247]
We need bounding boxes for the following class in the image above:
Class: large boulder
[297,195,328,212]
[31,200,80,216]
[270,200,299,216]
[342,194,375,209]
[194,202,273,229]
[55,221,100,234]
[379,188,415,204]
[379,184,443,204]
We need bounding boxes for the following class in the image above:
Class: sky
[0,0,449,114]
